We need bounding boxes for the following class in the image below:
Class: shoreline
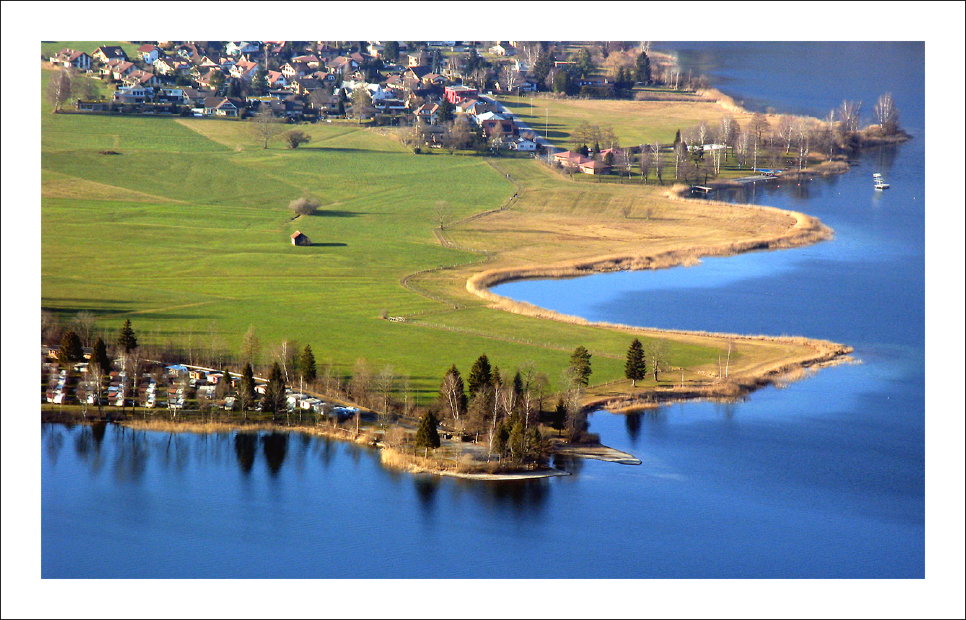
[41,411,632,481]
[462,182,854,409]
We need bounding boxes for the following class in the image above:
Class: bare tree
[240,325,261,368]
[288,195,320,216]
[71,311,97,346]
[776,115,796,153]
[500,64,523,94]
[873,92,899,135]
[837,100,862,134]
[432,200,451,230]
[251,107,285,149]
[46,67,75,113]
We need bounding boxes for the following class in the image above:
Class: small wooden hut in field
[290,231,311,246]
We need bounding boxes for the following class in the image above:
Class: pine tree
[240,363,256,414]
[91,337,111,372]
[568,346,593,388]
[298,344,317,385]
[625,338,647,387]
[262,362,287,420]
[59,330,84,363]
[467,354,492,396]
[635,51,651,85]
[414,411,441,454]
[551,398,566,435]
[508,421,526,460]
[116,319,138,354]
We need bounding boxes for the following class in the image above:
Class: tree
[251,68,268,94]
[284,130,311,149]
[117,319,138,354]
[573,48,594,78]
[241,325,261,367]
[634,51,652,84]
[208,69,225,94]
[467,354,493,397]
[568,345,593,388]
[624,338,647,387]
[59,330,84,363]
[298,344,317,387]
[262,362,287,420]
[530,49,555,89]
[439,364,467,424]
[873,92,900,135]
[251,106,285,149]
[46,67,74,113]
[837,99,862,134]
[239,362,257,416]
[288,195,320,216]
[350,87,374,124]
[88,337,111,413]
[414,411,441,455]
[383,41,400,63]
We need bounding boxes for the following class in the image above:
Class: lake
[42,42,925,578]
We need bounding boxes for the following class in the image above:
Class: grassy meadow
[498,94,753,147]
[41,67,831,403]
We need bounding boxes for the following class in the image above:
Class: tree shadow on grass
[307,242,347,247]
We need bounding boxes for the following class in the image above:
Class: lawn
[498,94,754,148]
[41,68,829,404]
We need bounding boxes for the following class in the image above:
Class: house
[553,150,593,169]
[421,72,447,86]
[51,48,92,71]
[291,231,311,246]
[479,117,516,138]
[292,54,322,68]
[413,102,440,125]
[203,96,243,117]
[444,84,478,104]
[266,70,288,88]
[102,59,136,80]
[488,43,514,56]
[289,77,324,95]
[138,43,160,64]
[230,60,260,81]
[153,55,187,76]
[122,69,160,87]
[511,135,539,151]
[93,45,128,64]
[578,159,610,175]
[226,41,261,56]
[112,86,155,104]
[280,61,311,79]
[407,52,426,67]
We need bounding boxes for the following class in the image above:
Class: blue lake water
[42,43,925,578]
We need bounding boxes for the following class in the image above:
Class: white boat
[873,173,890,190]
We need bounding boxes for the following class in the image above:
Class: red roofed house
[138,43,160,64]
[290,231,311,246]
[51,48,92,71]
[444,85,478,104]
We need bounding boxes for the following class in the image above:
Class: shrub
[285,130,311,149]
[288,196,321,216]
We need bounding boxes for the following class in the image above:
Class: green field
[498,94,752,147]
[41,66,818,403]
[41,41,141,58]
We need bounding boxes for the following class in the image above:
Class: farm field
[41,69,831,403]
[498,94,753,147]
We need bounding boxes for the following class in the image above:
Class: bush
[288,196,320,216]
[285,130,311,149]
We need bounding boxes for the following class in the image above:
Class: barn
[290,231,311,246]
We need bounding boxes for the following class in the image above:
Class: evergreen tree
[240,363,256,413]
[383,41,400,63]
[673,129,682,146]
[116,319,138,354]
[526,426,543,460]
[298,344,317,385]
[59,330,84,363]
[568,345,593,388]
[262,362,287,420]
[634,51,652,84]
[574,48,594,78]
[493,419,512,456]
[414,411,441,453]
[551,397,567,435]
[508,420,526,459]
[251,68,268,94]
[624,338,647,387]
[91,337,111,372]
[467,354,493,396]
[531,49,555,90]
[219,368,233,399]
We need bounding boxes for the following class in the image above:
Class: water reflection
[414,478,439,515]
[551,453,584,475]
[261,433,288,477]
[624,413,642,444]
[234,433,258,475]
[468,479,550,517]
[112,429,148,483]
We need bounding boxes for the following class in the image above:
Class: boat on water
[873,172,890,190]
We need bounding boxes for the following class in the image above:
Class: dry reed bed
[118,418,379,446]
[464,188,852,404]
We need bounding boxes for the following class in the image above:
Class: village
[49,41,556,155]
